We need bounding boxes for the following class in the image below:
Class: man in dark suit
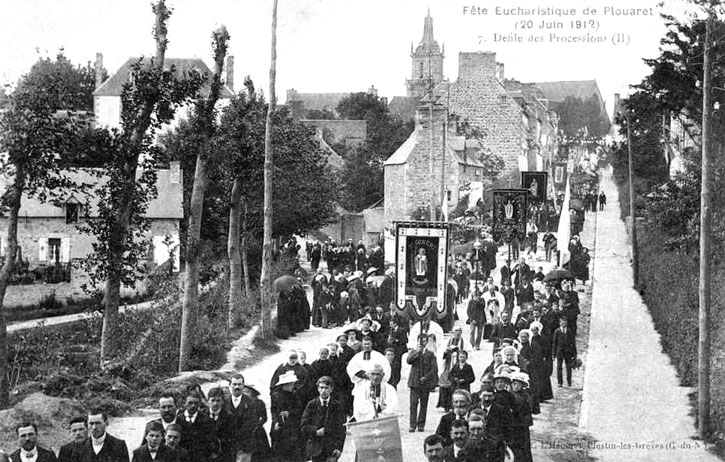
[131,421,177,462]
[552,317,577,386]
[207,387,235,462]
[478,385,511,447]
[436,390,472,446]
[300,376,346,462]
[177,393,214,462]
[8,422,57,462]
[407,333,439,432]
[76,409,129,462]
[58,416,88,462]
[442,420,476,462]
[490,311,516,348]
[227,374,258,462]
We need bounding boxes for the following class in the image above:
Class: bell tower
[406,9,444,97]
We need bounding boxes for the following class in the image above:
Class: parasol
[543,268,574,284]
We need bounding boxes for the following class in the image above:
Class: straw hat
[275,371,298,387]
[510,372,530,387]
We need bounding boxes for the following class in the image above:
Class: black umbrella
[543,268,574,283]
[570,199,585,211]
[273,275,301,293]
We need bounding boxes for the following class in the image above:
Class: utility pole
[698,7,713,440]
[625,110,639,288]
[440,89,448,221]
[428,52,436,221]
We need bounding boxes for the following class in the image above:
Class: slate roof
[285,92,351,115]
[94,57,234,98]
[388,96,420,122]
[3,168,183,219]
[384,131,484,168]
[533,80,602,103]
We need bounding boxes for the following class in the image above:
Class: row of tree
[0,0,339,408]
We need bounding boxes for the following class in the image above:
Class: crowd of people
[2,219,591,462]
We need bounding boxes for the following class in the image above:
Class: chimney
[225,56,234,92]
[458,52,497,82]
[94,53,104,90]
[496,62,505,81]
[368,85,378,97]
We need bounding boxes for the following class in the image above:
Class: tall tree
[260,0,279,339]
[79,0,203,366]
[0,82,82,408]
[336,92,413,211]
[179,26,230,371]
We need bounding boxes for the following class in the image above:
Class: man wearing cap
[346,336,390,391]
[351,363,398,422]
[407,333,439,432]
[300,376,346,462]
[552,317,577,387]
[8,422,57,462]
[467,290,486,350]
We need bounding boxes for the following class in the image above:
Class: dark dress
[270,389,303,462]
[250,397,271,462]
[510,389,533,462]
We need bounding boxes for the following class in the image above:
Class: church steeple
[407,10,444,97]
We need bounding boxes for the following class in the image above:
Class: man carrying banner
[407,333,439,433]
[300,376,346,462]
[351,363,398,422]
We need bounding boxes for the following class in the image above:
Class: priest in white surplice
[346,336,391,390]
[351,363,398,422]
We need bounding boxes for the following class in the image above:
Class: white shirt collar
[184,411,197,423]
[161,417,176,429]
[232,394,242,407]
[92,433,106,446]
[20,448,37,462]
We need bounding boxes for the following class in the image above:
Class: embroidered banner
[521,171,548,204]
[394,221,450,321]
[492,189,528,243]
[347,415,403,462]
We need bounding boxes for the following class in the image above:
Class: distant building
[534,79,610,135]
[384,13,560,225]
[93,53,235,130]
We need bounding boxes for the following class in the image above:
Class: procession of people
[2,205,592,462]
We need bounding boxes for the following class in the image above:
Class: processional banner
[492,189,528,243]
[347,415,403,462]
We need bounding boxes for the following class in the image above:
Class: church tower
[406,10,444,97]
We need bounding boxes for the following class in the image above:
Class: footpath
[579,169,719,461]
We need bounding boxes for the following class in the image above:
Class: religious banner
[347,415,403,462]
[394,221,450,321]
[521,171,548,204]
[492,189,528,243]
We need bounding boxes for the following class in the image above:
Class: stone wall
[450,52,526,187]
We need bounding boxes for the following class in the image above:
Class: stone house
[0,165,183,306]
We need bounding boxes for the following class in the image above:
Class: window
[419,62,424,79]
[48,238,62,263]
[66,204,80,224]
[447,190,452,201]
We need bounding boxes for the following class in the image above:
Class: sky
[1,0,703,118]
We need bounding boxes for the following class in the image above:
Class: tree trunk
[0,171,24,408]
[259,0,279,339]
[227,178,243,330]
[179,156,207,369]
[242,200,251,298]
[179,26,229,371]
[100,0,169,367]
